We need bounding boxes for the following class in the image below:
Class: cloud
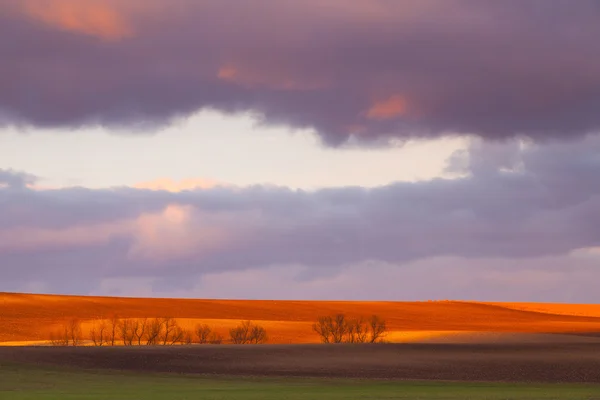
[0,135,599,298]
[133,178,221,192]
[87,256,600,303]
[1,1,600,144]
[366,95,410,120]
[0,169,37,188]
[21,0,132,40]
[0,203,231,263]
[570,247,600,259]
[216,64,327,91]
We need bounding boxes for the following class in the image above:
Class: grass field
[2,362,600,400]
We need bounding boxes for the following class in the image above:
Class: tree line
[49,317,267,346]
[49,313,388,346]
[312,313,387,343]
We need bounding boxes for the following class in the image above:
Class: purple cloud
[0,169,36,188]
[1,135,599,298]
[1,0,600,144]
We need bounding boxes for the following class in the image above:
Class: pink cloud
[217,64,328,91]
[21,0,132,40]
[366,95,410,120]
[127,204,231,262]
[0,204,232,262]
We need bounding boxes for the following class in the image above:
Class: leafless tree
[312,316,333,343]
[49,326,70,346]
[169,326,186,345]
[230,320,252,344]
[182,329,193,345]
[108,315,120,346]
[331,314,350,343]
[119,318,136,346]
[132,318,148,346]
[208,332,224,344]
[49,319,82,346]
[312,314,349,343]
[368,315,387,343]
[249,324,268,344]
[160,317,182,345]
[90,319,108,346]
[195,323,212,344]
[313,313,387,344]
[65,318,82,346]
[230,321,268,344]
[347,317,369,343]
[146,318,164,345]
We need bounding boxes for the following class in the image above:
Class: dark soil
[2,343,600,383]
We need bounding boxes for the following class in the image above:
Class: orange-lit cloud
[133,178,220,192]
[217,64,326,91]
[127,204,229,262]
[2,1,599,145]
[366,95,409,120]
[22,0,132,40]
[217,66,238,80]
[0,204,229,262]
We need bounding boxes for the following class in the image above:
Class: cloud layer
[1,135,599,299]
[2,0,600,144]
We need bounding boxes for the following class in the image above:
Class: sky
[1,0,599,302]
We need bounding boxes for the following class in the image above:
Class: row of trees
[49,317,267,346]
[312,314,387,343]
[49,313,388,346]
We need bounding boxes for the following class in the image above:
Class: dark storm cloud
[1,0,600,144]
[1,135,599,295]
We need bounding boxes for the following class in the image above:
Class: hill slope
[2,293,600,344]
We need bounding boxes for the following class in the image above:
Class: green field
[1,362,600,400]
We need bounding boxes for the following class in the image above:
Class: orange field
[484,302,600,317]
[2,292,600,345]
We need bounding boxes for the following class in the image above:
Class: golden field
[2,292,600,345]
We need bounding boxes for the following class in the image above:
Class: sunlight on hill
[2,293,600,344]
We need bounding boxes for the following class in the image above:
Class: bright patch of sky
[0,110,469,190]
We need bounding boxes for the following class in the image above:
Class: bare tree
[347,317,368,343]
[230,321,268,344]
[132,318,148,346]
[169,326,186,345]
[312,314,348,343]
[119,318,136,346]
[108,315,120,346]
[208,332,223,344]
[230,320,252,344]
[249,324,268,344]
[331,314,349,343]
[160,317,181,345]
[368,315,387,343]
[312,316,333,343]
[195,323,212,344]
[146,318,164,345]
[49,319,81,346]
[49,326,70,346]
[313,314,387,344]
[90,319,108,346]
[182,329,193,345]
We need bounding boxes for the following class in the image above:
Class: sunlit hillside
[2,293,600,345]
